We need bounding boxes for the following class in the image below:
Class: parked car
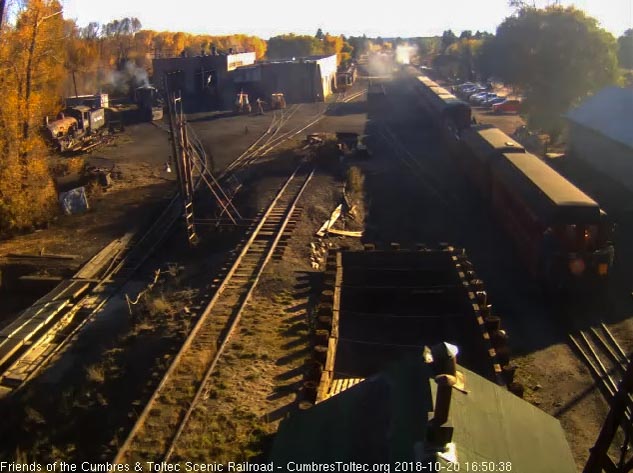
[471,92,497,105]
[492,99,521,114]
[457,82,477,91]
[453,82,476,94]
[459,85,484,97]
[482,96,506,108]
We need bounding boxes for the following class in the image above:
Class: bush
[0,153,58,236]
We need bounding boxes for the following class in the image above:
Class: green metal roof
[462,127,525,160]
[270,357,576,473]
[501,152,599,215]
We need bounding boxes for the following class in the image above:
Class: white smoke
[395,44,416,65]
[103,61,150,94]
[125,61,150,87]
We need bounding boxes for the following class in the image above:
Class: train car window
[582,225,598,251]
[565,224,577,246]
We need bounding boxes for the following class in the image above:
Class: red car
[492,99,521,114]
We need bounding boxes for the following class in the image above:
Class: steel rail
[114,164,314,464]
[163,167,314,461]
[569,326,633,423]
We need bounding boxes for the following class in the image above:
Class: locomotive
[413,74,614,290]
[45,105,106,152]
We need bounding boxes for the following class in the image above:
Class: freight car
[413,74,614,289]
[45,105,106,152]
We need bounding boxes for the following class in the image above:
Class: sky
[61,0,632,38]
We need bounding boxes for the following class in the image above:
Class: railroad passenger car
[411,71,613,290]
[460,125,525,195]
[490,151,613,287]
[414,76,471,139]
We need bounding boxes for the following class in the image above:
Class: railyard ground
[0,72,632,469]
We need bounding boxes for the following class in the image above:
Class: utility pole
[163,73,242,246]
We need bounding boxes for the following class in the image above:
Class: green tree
[491,5,618,136]
[315,28,324,40]
[267,34,322,60]
[440,29,457,51]
[474,36,497,80]
[348,35,370,59]
[446,38,482,81]
[413,37,439,59]
[618,29,633,69]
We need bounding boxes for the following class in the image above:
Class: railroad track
[3,88,365,392]
[569,323,632,418]
[223,89,365,178]
[114,163,314,463]
[377,122,459,209]
[221,103,303,177]
[0,188,188,395]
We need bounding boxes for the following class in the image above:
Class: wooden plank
[316,204,342,237]
[18,275,64,283]
[0,300,69,339]
[327,228,363,238]
[332,252,342,341]
[331,310,339,339]
[317,371,331,403]
[7,253,78,260]
[325,337,337,373]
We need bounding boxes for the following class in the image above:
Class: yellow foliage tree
[0,0,63,235]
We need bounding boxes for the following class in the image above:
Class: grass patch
[85,364,106,384]
[346,166,365,196]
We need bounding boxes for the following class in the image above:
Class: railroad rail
[569,323,632,418]
[115,163,314,463]
[1,85,366,397]
[222,89,366,178]
[221,103,303,177]
[373,86,459,209]
[0,189,187,395]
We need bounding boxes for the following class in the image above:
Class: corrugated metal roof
[566,86,633,150]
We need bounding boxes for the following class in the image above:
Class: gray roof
[566,86,633,150]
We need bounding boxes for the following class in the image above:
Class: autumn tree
[348,36,370,59]
[101,17,142,68]
[445,38,482,81]
[267,34,322,60]
[412,37,439,61]
[65,20,99,96]
[0,0,64,234]
[491,5,618,136]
